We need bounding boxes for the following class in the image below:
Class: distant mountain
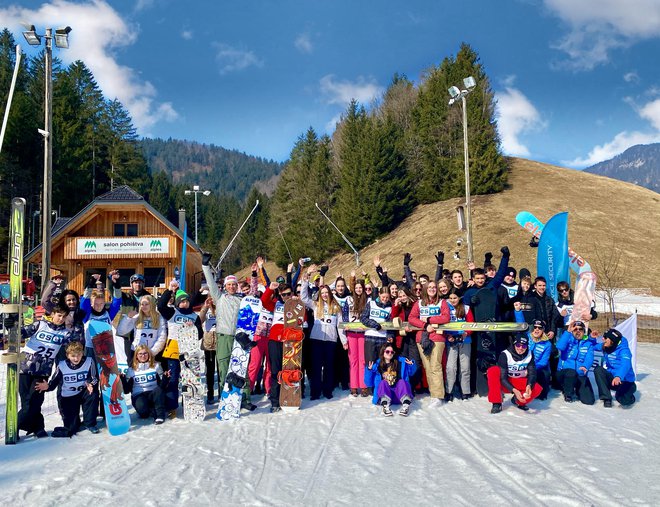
[584,143,660,193]
[140,138,284,201]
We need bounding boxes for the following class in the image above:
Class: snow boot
[490,403,502,414]
[35,429,49,438]
[512,397,529,411]
[88,426,100,434]
[381,401,393,417]
[603,399,613,408]
[226,372,246,390]
[270,406,281,413]
[154,418,164,425]
[51,427,71,438]
[399,401,411,417]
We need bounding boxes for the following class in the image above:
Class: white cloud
[214,43,264,75]
[545,0,660,69]
[563,130,660,167]
[319,74,384,106]
[0,0,178,133]
[294,32,313,54]
[135,0,154,12]
[324,113,342,133]
[639,98,660,130]
[181,30,193,41]
[624,71,640,83]
[495,84,545,157]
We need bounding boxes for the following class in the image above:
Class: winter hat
[519,268,531,281]
[573,320,586,330]
[532,319,545,329]
[507,268,517,278]
[312,274,321,282]
[276,275,286,284]
[513,335,529,347]
[224,275,238,286]
[604,328,623,345]
[175,290,190,306]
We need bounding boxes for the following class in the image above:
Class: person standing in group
[344,275,369,397]
[444,289,474,401]
[408,280,451,406]
[360,286,394,377]
[300,271,343,400]
[115,295,167,367]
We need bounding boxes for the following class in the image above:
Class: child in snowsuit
[36,341,99,437]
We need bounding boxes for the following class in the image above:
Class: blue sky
[3,0,660,167]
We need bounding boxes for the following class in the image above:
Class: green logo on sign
[84,240,97,249]
[150,239,162,248]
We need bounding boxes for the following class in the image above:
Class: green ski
[3,197,26,444]
[338,320,528,333]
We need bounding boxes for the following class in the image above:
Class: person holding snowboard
[116,295,167,365]
[364,344,416,416]
[122,345,167,424]
[593,328,637,408]
[487,334,543,413]
[555,321,596,404]
[80,273,122,358]
[158,281,203,418]
[35,341,99,436]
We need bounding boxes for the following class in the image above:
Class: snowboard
[339,320,528,332]
[516,211,591,274]
[174,324,206,423]
[3,197,25,444]
[471,288,499,397]
[90,320,131,436]
[217,295,261,421]
[280,298,305,411]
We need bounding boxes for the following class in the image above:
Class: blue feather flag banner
[537,212,569,302]
[180,221,188,292]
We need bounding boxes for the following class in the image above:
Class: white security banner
[77,237,169,255]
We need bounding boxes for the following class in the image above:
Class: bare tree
[592,241,629,319]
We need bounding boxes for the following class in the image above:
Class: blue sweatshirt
[556,330,595,376]
[595,337,635,382]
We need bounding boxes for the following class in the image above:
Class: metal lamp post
[448,76,476,263]
[184,185,211,244]
[22,25,71,295]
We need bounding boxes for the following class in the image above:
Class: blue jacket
[556,330,595,376]
[364,357,417,405]
[595,337,636,382]
[529,336,552,370]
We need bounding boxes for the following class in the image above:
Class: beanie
[224,275,238,286]
[507,267,517,278]
[519,268,531,281]
[175,290,190,306]
[513,334,529,347]
[604,328,623,345]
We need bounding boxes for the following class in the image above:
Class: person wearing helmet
[117,272,151,357]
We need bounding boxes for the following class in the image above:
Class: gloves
[420,332,434,356]
[201,252,212,267]
[374,323,382,331]
[319,265,329,277]
[86,276,98,289]
[107,274,121,291]
[484,252,493,265]
[403,253,412,266]
[500,246,510,258]
[435,251,444,265]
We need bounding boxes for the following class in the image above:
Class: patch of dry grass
[237,158,660,294]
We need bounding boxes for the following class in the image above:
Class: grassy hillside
[236,158,660,293]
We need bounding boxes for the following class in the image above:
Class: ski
[338,320,527,332]
[515,211,591,274]
[3,197,25,444]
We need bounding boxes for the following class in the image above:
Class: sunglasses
[383,350,394,355]
[365,287,373,291]
[137,352,149,356]
[280,292,292,297]
[574,327,585,331]
[514,343,528,347]
[533,325,544,330]
[559,288,570,293]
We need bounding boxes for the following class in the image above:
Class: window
[84,269,107,288]
[113,223,138,236]
[116,269,134,288]
[144,268,165,288]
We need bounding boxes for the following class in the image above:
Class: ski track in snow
[2,345,660,506]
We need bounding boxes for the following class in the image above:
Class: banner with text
[77,237,170,255]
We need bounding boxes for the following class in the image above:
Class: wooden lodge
[25,186,203,296]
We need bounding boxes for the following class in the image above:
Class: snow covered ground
[1,345,659,506]
[595,289,660,317]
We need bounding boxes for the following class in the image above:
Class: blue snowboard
[217,295,261,421]
[89,320,131,436]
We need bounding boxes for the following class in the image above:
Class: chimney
[178,208,186,231]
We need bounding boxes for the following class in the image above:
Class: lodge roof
[96,185,144,202]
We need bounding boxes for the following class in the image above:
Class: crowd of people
[6,247,638,439]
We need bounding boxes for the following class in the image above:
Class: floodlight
[448,86,460,99]
[54,26,72,49]
[22,25,41,46]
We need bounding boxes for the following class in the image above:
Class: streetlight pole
[448,76,476,263]
[184,185,211,244]
[22,25,71,296]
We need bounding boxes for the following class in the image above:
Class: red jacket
[408,299,451,343]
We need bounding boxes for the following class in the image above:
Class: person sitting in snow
[364,344,416,417]
[487,334,543,414]
[593,328,637,408]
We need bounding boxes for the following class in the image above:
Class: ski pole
[0,45,22,154]
[314,202,360,266]
[215,200,259,271]
[277,225,293,263]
